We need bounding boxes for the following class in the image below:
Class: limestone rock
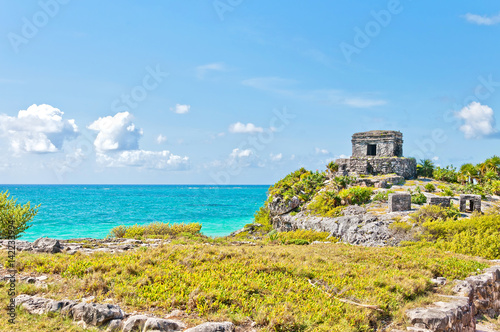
[184,321,235,332]
[144,317,185,331]
[70,302,124,326]
[33,237,62,253]
[268,196,300,216]
[106,319,124,332]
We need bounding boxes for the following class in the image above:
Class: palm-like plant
[459,163,478,184]
[417,159,435,178]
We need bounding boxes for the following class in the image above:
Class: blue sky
[0,0,499,184]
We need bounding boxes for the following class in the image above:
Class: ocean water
[0,185,269,241]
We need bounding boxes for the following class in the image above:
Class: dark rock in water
[268,196,300,216]
[33,237,62,253]
[184,321,235,332]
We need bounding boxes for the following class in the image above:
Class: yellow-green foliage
[108,222,202,239]
[267,168,327,204]
[0,191,39,239]
[389,221,412,233]
[415,214,500,259]
[307,191,344,217]
[338,186,373,205]
[372,190,395,202]
[4,244,487,331]
[253,207,272,232]
[277,229,332,245]
[409,205,460,224]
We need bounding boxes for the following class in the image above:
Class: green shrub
[440,187,455,197]
[424,183,436,192]
[338,186,373,205]
[0,191,39,239]
[372,190,395,202]
[389,221,412,233]
[326,161,339,173]
[108,222,202,239]
[417,214,500,259]
[331,176,356,190]
[433,166,458,183]
[307,191,344,217]
[267,168,327,205]
[411,193,427,205]
[254,207,272,232]
[409,205,460,224]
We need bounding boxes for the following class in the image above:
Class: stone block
[459,194,481,213]
[428,196,451,208]
[388,193,411,212]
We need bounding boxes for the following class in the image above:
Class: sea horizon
[0,185,269,242]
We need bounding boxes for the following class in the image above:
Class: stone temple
[335,130,417,179]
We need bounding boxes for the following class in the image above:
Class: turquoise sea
[0,185,269,241]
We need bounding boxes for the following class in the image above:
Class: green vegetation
[253,207,272,232]
[4,242,488,331]
[271,229,332,245]
[108,222,202,239]
[307,191,344,217]
[417,159,434,178]
[327,161,339,173]
[267,168,327,206]
[0,191,39,239]
[338,187,373,205]
[406,213,500,260]
[424,183,435,192]
[411,193,427,205]
[372,190,395,202]
[408,204,460,224]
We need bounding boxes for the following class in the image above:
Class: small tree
[0,191,39,239]
[417,159,435,178]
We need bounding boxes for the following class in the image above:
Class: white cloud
[464,12,500,25]
[230,148,253,159]
[89,112,189,170]
[315,147,329,155]
[156,134,167,144]
[0,104,78,153]
[171,104,190,114]
[196,62,226,79]
[432,156,439,161]
[229,122,264,134]
[88,112,143,152]
[96,150,189,170]
[270,153,283,161]
[456,102,497,139]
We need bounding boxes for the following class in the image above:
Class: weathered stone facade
[335,130,417,179]
[336,157,417,179]
[402,266,500,332]
[388,193,411,212]
[459,195,481,213]
[429,196,451,208]
[352,130,403,157]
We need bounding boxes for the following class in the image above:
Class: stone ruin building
[335,130,417,179]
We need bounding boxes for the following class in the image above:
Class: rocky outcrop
[272,206,402,247]
[184,321,235,332]
[403,266,500,331]
[268,196,300,216]
[14,295,230,332]
[33,237,63,253]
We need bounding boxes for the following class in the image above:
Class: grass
[1,242,489,332]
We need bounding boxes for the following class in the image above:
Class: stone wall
[388,193,411,212]
[351,130,403,157]
[403,265,500,332]
[429,196,451,208]
[335,157,417,179]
